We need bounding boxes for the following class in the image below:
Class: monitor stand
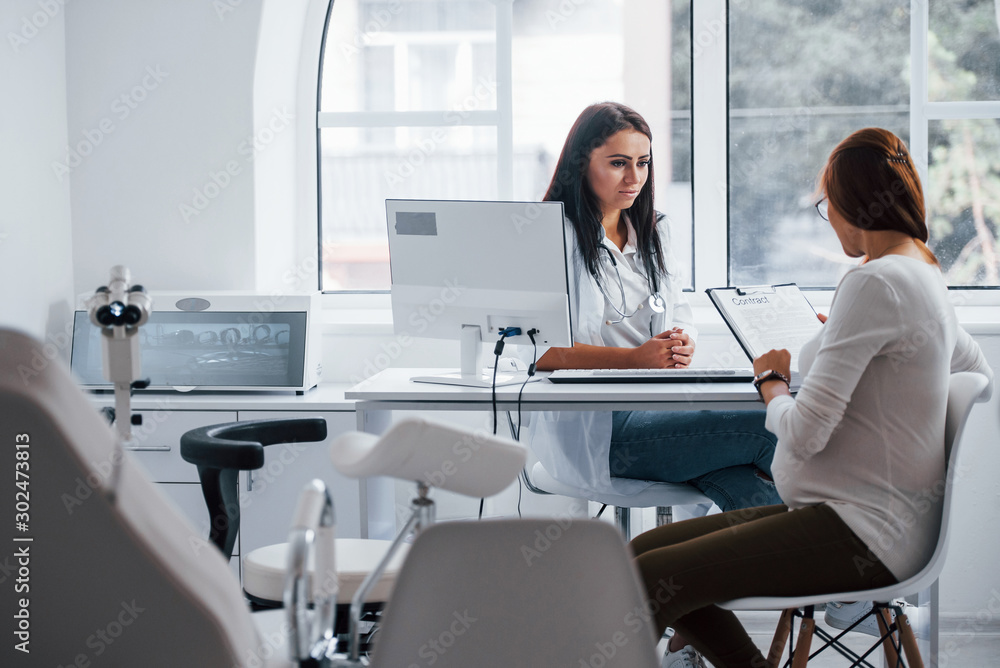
[410,325,540,388]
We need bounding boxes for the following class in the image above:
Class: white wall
[0,1,74,348]
[63,0,305,295]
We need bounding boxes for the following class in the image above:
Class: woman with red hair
[627,128,993,667]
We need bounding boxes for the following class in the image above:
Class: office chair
[0,328,292,666]
[523,461,711,538]
[180,417,407,640]
[508,412,712,538]
[718,371,989,668]
[366,518,661,667]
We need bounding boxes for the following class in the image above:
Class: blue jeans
[610,410,781,511]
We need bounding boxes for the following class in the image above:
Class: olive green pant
[629,504,898,668]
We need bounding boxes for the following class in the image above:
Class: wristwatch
[752,369,791,399]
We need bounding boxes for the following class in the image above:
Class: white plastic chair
[367,518,661,667]
[524,460,711,537]
[718,371,990,668]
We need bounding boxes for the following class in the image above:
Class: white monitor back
[386,199,573,349]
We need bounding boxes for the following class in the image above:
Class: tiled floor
[657,611,1000,667]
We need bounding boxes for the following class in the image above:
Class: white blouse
[766,255,993,579]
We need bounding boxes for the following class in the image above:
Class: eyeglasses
[815,197,829,221]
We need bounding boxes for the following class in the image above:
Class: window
[318,0,694,292]
[728,0,1000,288]
[318,0,1000,294]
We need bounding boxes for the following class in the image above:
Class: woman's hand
[752,349,793,406]
[752,349,792,377]
[817,313,828,324]
[629,328,695,368]
[667,328,695,368]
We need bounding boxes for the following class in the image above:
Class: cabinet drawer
[125,410,237,483]
[238,411,361,554]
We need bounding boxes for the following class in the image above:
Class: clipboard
[705,283,822,376]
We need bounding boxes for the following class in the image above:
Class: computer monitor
[386,199,574,387]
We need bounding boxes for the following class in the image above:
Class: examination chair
[0,328,285,666]
[719,372,990,668]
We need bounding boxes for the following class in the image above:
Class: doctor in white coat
[521,102,782,513]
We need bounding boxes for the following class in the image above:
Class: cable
[515,329,539,442]
[487,327,520,521]
[491,327,520,435]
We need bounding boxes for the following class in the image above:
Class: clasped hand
[631,328,694,368]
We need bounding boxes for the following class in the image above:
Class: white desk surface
[346,368,762,412]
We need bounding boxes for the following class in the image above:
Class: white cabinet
[237,411,361,561]
[123,409,241,571]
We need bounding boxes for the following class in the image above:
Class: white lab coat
[512,213,697,496]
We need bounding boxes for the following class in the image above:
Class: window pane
[322,0,497,113]
[929,0,1000,102]
[320,126,497,290]
[510,0,693,288]
[320,0,694,292]
[927,118,1000,285]
[729,0,910,287]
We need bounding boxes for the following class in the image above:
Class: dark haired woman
[517,102,781,666]
[627,127,992,667]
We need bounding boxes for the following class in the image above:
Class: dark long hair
[820,127,938,265]
[543,102,666,285]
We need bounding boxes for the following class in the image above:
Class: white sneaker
[824,600,928,640]
[661,644,707,668]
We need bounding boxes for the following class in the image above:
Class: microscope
[85,265,152,446]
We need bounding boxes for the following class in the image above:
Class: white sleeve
[951,326,994,401]
[765,271,901,461]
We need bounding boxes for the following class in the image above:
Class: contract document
[706,284,823,381]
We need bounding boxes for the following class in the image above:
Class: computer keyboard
[547,368,755,384]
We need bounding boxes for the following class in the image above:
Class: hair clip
[888,150,908,164]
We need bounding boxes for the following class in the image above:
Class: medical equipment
[595,245,666,326]
[84,265,152,446]
[385,199,574,387]
[71,292,322,392]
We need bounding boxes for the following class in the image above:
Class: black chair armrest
[180,418,328,470]
[179,417,328,561]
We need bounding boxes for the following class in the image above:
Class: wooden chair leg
[875,607,902,666]
[766,608,794,667]
[790,615,814,668]
[896,612,925,668]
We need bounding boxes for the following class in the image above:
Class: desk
[346,368,762,539]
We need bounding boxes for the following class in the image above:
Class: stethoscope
[595,245,666,326]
